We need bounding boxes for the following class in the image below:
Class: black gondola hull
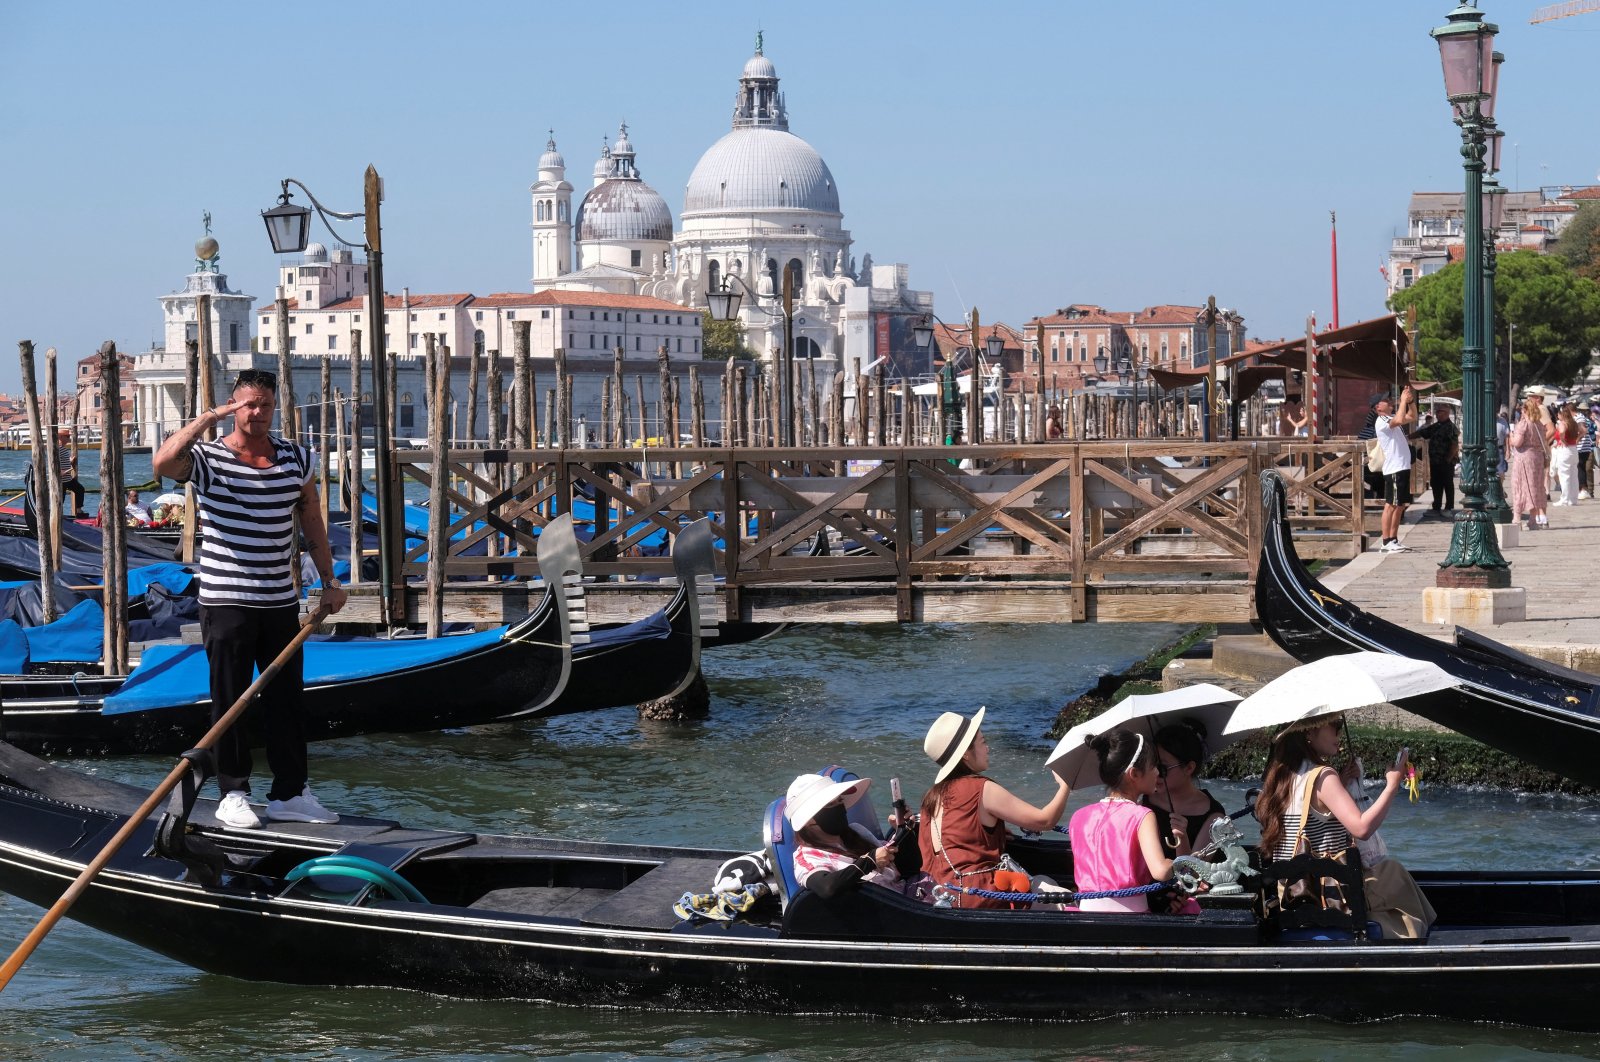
[2,748,1600,1028]
[0,590,569,756]
[1254,469,1600,787]
[535,582,697,717]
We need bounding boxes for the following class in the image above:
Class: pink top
[1069,798,1154,913]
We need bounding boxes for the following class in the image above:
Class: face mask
[814,803,849,837]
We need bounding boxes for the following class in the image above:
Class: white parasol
[1222,652,1456,736]
[1046,683,1243,790]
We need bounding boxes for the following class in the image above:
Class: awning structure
[1147,366,1209,391]
[1223,315,1413,385]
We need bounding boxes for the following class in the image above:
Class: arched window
[474,329,485,353]
[536,201,545,221]
[765,258,778,292]
[707,259,721,293]
[557,201,568,222]
[786,258,803,293]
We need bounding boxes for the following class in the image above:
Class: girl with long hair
[1507,396,1550,530]
[1144,719,1227,859]
[1551,406,1582,507]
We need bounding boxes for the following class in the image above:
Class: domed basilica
[530,36,932,382]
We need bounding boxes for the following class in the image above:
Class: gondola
[0,516,584,757]
[535,519,714,717]
[1255,468,1600,787]
[4,743,1600,1028]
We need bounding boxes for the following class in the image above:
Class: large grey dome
[683,128,840,216]
[576,178,673,242]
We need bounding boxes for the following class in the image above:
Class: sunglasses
[1155,761,1186,778]
[234,369,278,391]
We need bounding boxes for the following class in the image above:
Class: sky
[1,1,1594,394]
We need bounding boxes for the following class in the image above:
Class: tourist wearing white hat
[917,708,1071,908]
[785,773,906,899]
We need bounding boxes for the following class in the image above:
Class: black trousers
[60,477,84,514]
[199,603,306,801]
[1429,458,1455,511]
[1580,451,1594,495]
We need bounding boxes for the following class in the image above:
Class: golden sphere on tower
[195,236,219,261]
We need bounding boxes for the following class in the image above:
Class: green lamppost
[1431,2,1509,585]
[1481,168,1512,523]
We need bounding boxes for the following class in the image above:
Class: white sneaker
[216,790,262,829]
[266,787,340,824]
[1581,491,1592,500]
[1380,541,1411,553]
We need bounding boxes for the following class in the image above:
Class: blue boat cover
[576,607,672,656]
[126,562,194,597]
[23,599,104,664]
[0,619,29,673]
[102,624,510,716]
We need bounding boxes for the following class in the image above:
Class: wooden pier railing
[335,441,1372,626]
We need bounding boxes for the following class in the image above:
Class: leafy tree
[1387,250,1600,389]
[700,310,752,360]
[1558,202,1600,283]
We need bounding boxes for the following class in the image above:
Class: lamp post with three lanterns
[706,271,797,446]
[913,311,1005,444]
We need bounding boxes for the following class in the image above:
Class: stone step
[1211,634,1298,684]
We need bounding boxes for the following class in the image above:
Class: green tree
[1388,249,1600,389]
[700,310,752,360]
[1558,202,1600,283]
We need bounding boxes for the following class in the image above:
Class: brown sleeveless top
[920,775,1009,908]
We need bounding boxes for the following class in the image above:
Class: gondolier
[153,368,347,829]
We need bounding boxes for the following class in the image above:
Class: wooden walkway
[334,441,1376,626]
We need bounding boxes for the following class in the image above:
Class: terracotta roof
[525,290,695,312]
[1026,303,1206,328]
[1559,186,1600,201]
[259,290,696,316]
[932,321,1022,350]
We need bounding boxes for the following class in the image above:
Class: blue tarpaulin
[23,599,104,663]
[102,624,510,716]
[0,619,29,673]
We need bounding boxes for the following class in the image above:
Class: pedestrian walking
[1577,401,1595,500]
[1412,405,1459,516]
[1508,395,1550,530]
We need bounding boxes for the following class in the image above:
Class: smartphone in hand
[1395,747,1410,769]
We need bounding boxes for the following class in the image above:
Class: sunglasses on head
[234,369,278,391]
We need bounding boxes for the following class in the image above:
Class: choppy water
[2,451,1598,1056]
[3,623,1600,1059]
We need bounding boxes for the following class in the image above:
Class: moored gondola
[1255,468,1600,787]
[0,515,585,756]
[534,519,714,717]
[4,739,1600,1028]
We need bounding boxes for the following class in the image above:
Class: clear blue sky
[1,2,1593,394]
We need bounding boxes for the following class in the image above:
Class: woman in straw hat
[785,773,910,900]
[917,708,1071,909]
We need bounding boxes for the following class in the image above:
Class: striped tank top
[190,436,313,607]
[1272,763,1352,861]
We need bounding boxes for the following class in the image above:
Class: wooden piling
[553,346,568,448]
[542,390,555,450]
[318,358,331,523]
[635,375,648,448]
[98,342,128,675]
[197,294,216,433]
[347,332,364,584]
[512,321,532,451]
[487,349,503,446]
[611,347,626,447]
[19,342,57,623]
[690,366,705,448]
[42,346,61,574]
[274,288,297,442]
[425,339,451,638]
[467,333,482,446]
[656,347,672,447]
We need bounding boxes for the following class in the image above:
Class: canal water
[1,454,1598,1057]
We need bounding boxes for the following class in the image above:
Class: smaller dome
[538,133,564,171]
[576,179,673,243]
[304,242,328,262]
[742,53,776,79]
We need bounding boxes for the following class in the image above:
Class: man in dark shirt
[1412,405,1460,515]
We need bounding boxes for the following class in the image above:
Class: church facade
[533,38,934,387]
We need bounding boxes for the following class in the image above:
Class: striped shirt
[190,436,313,607]
[55,445,76,478]
[1272,764,1352,861]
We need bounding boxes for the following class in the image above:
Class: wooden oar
[0,604,332,992]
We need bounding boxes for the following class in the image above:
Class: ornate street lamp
[1430,2,1509,584]
[1093,351,1109,375]
[261,168,399,623]
[706,274,795,445]
[1481,172,1512,523]
[915,311,1001,443]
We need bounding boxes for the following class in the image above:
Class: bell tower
[531,132,573,287]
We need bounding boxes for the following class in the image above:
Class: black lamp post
[915,311,1001,443]
[262,167,398,624]
[1482,170,1511,523]
[1431,2,1509,582]
[706,273,795,445]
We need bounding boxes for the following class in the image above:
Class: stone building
[1021,304,1247,395]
